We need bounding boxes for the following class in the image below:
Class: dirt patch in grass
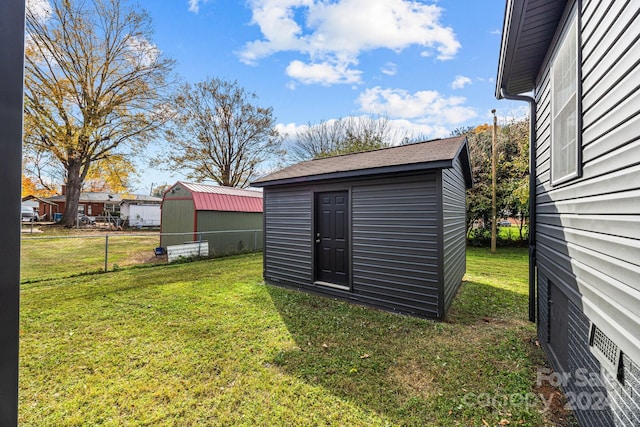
[533,355,579,427]
[390,358,437,398]
[536,382,577,426]
[121,248,166,266]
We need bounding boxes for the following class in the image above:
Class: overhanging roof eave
[496,0,528,99]
[252,160,455,188]
[496,0,568,99]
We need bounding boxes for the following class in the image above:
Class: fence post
[104,235,109,272]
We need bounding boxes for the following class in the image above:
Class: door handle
[315,232,321,243]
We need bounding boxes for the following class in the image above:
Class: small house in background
[36,186,161,223]
[21,196,55,221]
[252,136,472,319]
[496,0,640,425]
[43,185,121,218]
[119,196,162,227]
[160,182,263,256]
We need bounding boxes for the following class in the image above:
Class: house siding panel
[351,174,441,318]
[263,188,313,286]
[564,301,616,427]
[441,157,467,312]
[537,272,549,345]
[581,0,631,75]
[532,0,640,423]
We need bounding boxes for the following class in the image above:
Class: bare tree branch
[288,115,410,161]
[156,77,283,188]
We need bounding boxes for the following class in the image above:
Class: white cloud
[26,0,52,23]
[286,57,362,85]
[451,75,472,90]
[279,116,451,148]
[126,36,160,68]
[239,0,460,85]
[277,85,479,146]
[495,105,530,124]
[386,119,451,140]
[381,62,397,76]
[275,122,305,138]
[357,86,477,125]
[188,0,211,13]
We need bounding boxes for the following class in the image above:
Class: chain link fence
[20,229,263,283]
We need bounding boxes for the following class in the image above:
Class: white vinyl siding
[551,13,580,185]
[534,0,640,380]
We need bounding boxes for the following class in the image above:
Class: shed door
[315,191,349,286]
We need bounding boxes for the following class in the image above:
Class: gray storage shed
[497,0,640,425]
[252,136,472,319]
[160,182,263,256]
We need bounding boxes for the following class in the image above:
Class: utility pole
[491,109,498,254]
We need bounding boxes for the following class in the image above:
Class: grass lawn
[21,230,161,283]
[20,248,560,426]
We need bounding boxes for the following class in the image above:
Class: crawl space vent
[589,323,623,383]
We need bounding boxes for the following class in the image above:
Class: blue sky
[129,0,526,193]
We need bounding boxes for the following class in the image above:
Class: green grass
[21,232,161,283]
[20,248,557,426]
[498,225,528,242]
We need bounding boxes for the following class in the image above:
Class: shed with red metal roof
[160,182,263,256]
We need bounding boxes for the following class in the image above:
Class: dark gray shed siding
[256,137,470,320]
[351,174,440,317]
[261,171,467,319]
[441,156,467,312]
[530,0,640,424]
[263,188,313,286]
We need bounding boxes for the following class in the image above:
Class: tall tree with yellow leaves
[455,118,530,245]
[83,155,137,193]
[24,0,174,226]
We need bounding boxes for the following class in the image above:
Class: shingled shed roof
[253,136,471,187]
[165,182,263,213]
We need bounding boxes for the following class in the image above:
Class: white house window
[551,13,580,185]
[105,203,120,213]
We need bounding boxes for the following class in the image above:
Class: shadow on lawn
[265,280,544,424]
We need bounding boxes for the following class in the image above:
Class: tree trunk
[222,164,231,187]
[62,162,83,227]
[519,215,527,242]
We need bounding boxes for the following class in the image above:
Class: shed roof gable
[252,136,471,188]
